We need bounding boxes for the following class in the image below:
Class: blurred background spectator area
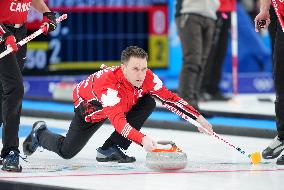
[23,0,273,101]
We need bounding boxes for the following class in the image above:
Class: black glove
[42,12,57,34]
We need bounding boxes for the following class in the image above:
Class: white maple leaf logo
[101,88,121,107]
[153,74,163,91]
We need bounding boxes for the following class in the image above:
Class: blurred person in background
[0,0,57,172]
[201,0,236,101]
[175,0,220,109]
[22,46,214,163]
[240,0,260,19]
[255,0,284,165]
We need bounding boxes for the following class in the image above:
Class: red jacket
[73,66,200,145]
[218,0,236,12]
[0,0,32,24]
[0,0,32,36]
[277,0,284,16]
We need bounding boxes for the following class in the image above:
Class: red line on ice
[1,168,284,179]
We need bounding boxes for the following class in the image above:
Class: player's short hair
[121,46,148,64]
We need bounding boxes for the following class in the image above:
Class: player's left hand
[41,12,57,35]
[196,115,213,135]
[254,10,270,32]
[5,35,18,52]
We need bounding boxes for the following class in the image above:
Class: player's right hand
[41,12,57,35]
[196,115,213,135]
[254,11,270,32]
[5,35,18,52]
[142,136,157,152]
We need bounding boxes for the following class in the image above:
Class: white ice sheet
[0,117,283,190]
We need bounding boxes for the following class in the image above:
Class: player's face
[122,57,148,88]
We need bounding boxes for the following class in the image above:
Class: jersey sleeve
[147,70,201,121]
[0,24,11,41]
[96,86,145,145]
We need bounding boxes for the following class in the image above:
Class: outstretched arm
[153,87,213,135]
[148,72,213,135]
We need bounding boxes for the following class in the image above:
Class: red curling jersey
[73,66,201,145]
[0,0,32,24]
[276,0,284,16]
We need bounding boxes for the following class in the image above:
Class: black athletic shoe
[96,145,136,163]
[262,136,284,159]
[0,157,3,165]
[277,155,284,165]
[1,151,22,172]
[23,121,47,156]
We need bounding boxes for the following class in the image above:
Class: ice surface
[0,117,283,190]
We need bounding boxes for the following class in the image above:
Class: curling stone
[146,140,187,170]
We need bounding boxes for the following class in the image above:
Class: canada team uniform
[0,0,32,160]
[26,65,201,160]
[276,0,284,16]
[260,0,284,165]
[272,0,284,139]
[0,0,57,172]
[272,0,284,141]
[73,66,201,145]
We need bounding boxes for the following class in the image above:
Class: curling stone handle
[157,140,176,147]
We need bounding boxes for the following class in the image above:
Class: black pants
[0,25,27,157]
[268,6,277,54]
[274,18,284,139]
[175,14,215,108]
[37,95,156,159]
[202,12,231,94]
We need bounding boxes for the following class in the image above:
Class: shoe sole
[96,154,123,162]
[118,158,136,163]
[96,157,115,162]
[96,157,136,163]
[23,134,33,156]
[263,154,281,159]
[1,165,22,172]
[23,121,46,156]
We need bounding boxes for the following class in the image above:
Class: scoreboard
[24,0,168,75]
